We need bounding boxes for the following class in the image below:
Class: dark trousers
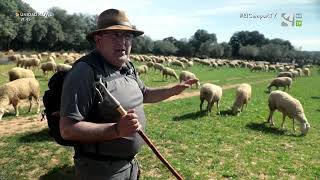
[74,156,140,180]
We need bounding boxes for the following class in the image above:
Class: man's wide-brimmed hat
[86,9,144,42]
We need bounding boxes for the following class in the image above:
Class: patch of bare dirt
[0,115,47,136]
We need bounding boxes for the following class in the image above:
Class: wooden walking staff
[95,80,184,180]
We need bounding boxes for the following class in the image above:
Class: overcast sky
[23,0,320,51]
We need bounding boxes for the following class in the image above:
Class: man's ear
[94,34,102,47]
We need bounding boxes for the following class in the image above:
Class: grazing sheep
[162,67,178,80]
[0,78,40,120]
[303,68,310,76]
[179,71,200,89]
[153,63,164,73]
[251,65,264,72]
[200,83,222,115]
[170,60,185,69]
[23,58,41,69]
[8,67,35,81]
[56,63,72,72]
[40,62,57,75]
[267,77,292,92]
[136,65,148,75]
[231,83,252,115]
[277,72,293,78]
[146,62,154,68]
[295,68,303,76]
[267,90,310,135]
[16,58,28,67]
[187,61,193,67]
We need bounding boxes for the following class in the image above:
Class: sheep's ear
[4,109,9,113]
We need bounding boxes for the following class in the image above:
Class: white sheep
[179,71,200,89]
[136,65,148,75]
[277,72,293,78]
[200,83,222,115]
[231,83,252,115]
[267,77,292,92]
[8,67,35,81]
[0,78,41,120]
[23,58,41,69]
[162,67,178,80]
[303,68,310,76]
[40,62,57,75]
[146,62,154,68]
[187,61,193,67]
[267,90,310,135]
[170,60,185,69]
[56,63,72,72]
[153,63,164,73]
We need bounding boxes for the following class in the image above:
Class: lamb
[136,65,148,75]
[179,71,200,89]
[303,68,310,76]
[162,67,178,80]
[267,77,292,92]
[200,83,222,115]
[8,67,35,81]
[231,83,252,115]
[267,90,310,135]
[0,78,40,120]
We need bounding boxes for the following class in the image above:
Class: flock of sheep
[0,51,313,136]
[0,51,84,120]
[131,54,312,136]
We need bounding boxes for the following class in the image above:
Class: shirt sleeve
[60,62,95,121]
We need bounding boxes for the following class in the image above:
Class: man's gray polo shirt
[60,50,146,157]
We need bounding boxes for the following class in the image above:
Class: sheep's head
[0,108,9,120]
[297,113,310,136]
[300,122,310,136]
[231,105,241,116]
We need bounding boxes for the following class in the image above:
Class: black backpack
[43,57,138,146]
[43,70,75,146]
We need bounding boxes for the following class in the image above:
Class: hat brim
[86,25,144,42]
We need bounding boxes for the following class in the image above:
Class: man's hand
[171,78,199,95]
[116,109,141,137]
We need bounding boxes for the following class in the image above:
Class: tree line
[1,0,319,65]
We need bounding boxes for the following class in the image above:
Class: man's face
[95,31,133,67]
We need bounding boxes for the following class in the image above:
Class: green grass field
[0,59,319,179]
